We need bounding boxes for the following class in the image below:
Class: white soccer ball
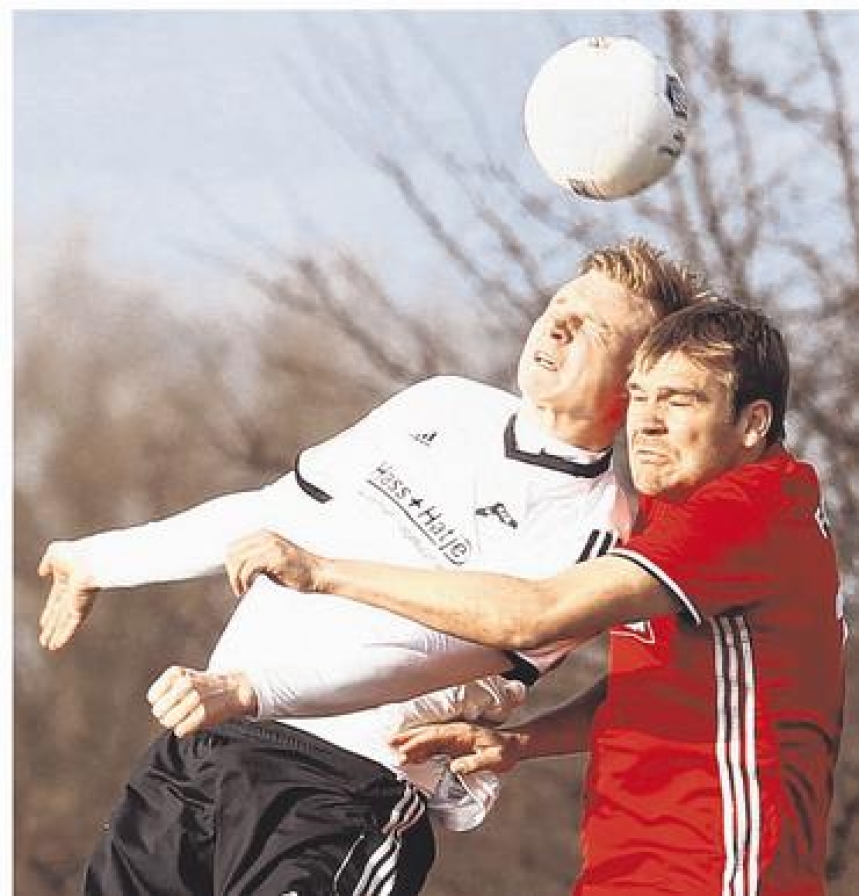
[523,36,689,200]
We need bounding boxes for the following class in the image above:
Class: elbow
[470,615,543,653]
[502,625,552,652]
[492,581,575,651]
[493,599,558,652]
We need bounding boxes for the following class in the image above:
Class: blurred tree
[14,9,859,896]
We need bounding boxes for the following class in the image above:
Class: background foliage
[15,11,859,894]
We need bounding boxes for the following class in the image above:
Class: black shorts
[84,720,435,896]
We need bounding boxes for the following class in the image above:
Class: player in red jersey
[225,301,845,896]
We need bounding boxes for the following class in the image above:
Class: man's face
[517,270,658,428]
[626,350,754,501]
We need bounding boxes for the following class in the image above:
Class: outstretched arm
[391,677,608,776]
[226,532,675,651]
[37,477,295,651]
[145,635,516,737]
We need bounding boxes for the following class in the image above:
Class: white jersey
[71,376,634,798]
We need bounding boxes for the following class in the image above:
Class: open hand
[38,542,100,651]
[225,530,319,597]
[391,721,523,776]
[147,666,259,737]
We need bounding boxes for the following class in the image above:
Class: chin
[633,481,661,497]
[519,383,555,408]
[631,470,665,497]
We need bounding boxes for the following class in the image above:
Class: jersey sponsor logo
[475,502,519,529]
[368,461,473,565]
[410,430,437,446]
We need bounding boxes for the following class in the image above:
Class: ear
[739,399,773,449]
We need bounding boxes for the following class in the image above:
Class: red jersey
[576,448,844,896]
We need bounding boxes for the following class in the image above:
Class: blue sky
[17,8,855,310]
[14,9,664,302]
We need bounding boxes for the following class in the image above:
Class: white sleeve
[69,474,296,589]
[395,674,528,730]
[247,638,514,718]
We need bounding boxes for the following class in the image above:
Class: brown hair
[580,237,713,320]
[635,300,789,445]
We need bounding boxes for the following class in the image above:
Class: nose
[629,396,666,434]
[548,313,580,343]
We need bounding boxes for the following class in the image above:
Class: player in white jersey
[38,239,710,896]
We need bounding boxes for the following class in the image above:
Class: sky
[13,8,670,306]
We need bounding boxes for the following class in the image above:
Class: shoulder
[410,375,516,402]
[634,450,814,557]
[392,375,518,417]
[688,447,820,530]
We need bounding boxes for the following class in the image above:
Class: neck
[519,401,618,452]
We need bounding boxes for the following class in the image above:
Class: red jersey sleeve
[612,474,776,626]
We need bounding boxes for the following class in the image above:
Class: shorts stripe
[348,784,425,896]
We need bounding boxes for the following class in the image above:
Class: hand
[38,541,100,651]
[225,530,319,597]
[147,666,259,737]
[391,721,524,776]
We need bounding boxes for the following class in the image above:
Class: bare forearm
[392,676,608,776]
[316,557,556,649]
[504,677,607,762]
[314,553,667,650]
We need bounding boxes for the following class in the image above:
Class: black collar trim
[503,415,612,478]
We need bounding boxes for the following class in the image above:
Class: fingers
[148,667,206,737]
[449,749,505,776]
[37,549,54,579]
[38,586,62,639]
[147,667,255,738]
[38,549,67,640]
[225,530,313,596]
[38,581,87,651]
[146,666,181,704]
[225,538,246,596]
[37,543,99,651]
[225,532,272,597]
[38,541,68,579]
[226,553,253,597]
[392,722,518,775]
[39,608,76,651]
[391,722,476,764]
[160,691,206,738]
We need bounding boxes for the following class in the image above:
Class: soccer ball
[523,36,689,200]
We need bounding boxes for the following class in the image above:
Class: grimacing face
[517,270,658,432]
[626,350,771,501]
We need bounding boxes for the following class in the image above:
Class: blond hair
[581,237,714,320]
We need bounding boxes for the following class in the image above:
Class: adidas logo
[411,430,437,446]
[475,502,518,529]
